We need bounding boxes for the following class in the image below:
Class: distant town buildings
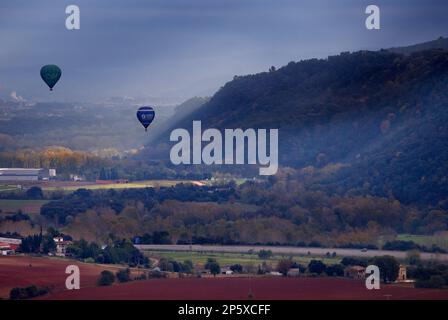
[220,267,234,275]
[344,265,366,279]
[53,236,72,257]
[0,237,22,255]
[287,268,301,277]
[398,265,407,282]
[0,242,15,255]
[0,168,56,181]
[69,174,84,181]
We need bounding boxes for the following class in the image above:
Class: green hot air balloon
[40,65,62,91]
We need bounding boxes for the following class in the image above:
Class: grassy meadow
[144,249,341,268]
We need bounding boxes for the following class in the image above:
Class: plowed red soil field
[2,256,448,300]
[0,256,121,299]
[42,277,448,300]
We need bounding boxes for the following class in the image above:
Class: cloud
[10,91,26,102]
[1,1,447,102]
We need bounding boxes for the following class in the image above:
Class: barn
[0,237,21,255]
[0,168,56,181]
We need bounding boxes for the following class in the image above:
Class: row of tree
[66,238,150,267]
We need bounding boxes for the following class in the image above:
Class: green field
[0,185,20,192]
[0,199,49,214]
[145,250,341,268]
[397,234,448,249]
[42,180,196,191]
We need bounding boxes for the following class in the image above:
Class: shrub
[371,256,400,283]
[308,241,322,248]
[325,264,345,277]
[116,268,131,283]
[416,275,445,289]
[341,257,367,267]
[158,258,174,272]
[182,260,194,273]
[308,260,327,275]
[383,240,420,251]
[276,259,294,276]
[258,250,273,260]
[97,270,115,286]
[230,264,243,273]
[26,186,44,199]
[148,270,166,278]
[134,273,147,281]
[208,262,221,276]
[9,285,50,300]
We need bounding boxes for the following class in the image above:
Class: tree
[97,270,115,286]
[428,275,445,288]
[116,268,131,283]
[110,167,119,180]
[99,167,108,180]
[230,264,243,273]
[325,264,344,277]
[46,227,60,238]
[19,233,55,254]
[9,287,22,300]
[158,258,174,272]
[204,258,218,269]
[341,257,367,267]
[26,186,43,199]
[182,260,194,273]
[258,250,273,260]
[209,262,221,277]
[41,236,56,253]
[276,259,294,276]
[19,234,42,253]
[10,285,50,300]
[308,260,327,275]
[205,258,221,276]
[416,275,446,288]
[406,250,421,265]
[371,256,400,283]
[152,231,172,244]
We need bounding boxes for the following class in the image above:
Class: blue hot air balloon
[40,65,62,91]
[136,106,155,131]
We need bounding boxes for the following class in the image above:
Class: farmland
[0,180,200,193]
[41,180,196,191]
[0,256,131,299]
[137,244,448,262]
[40,277,448,300]
[397,233,448,249]
[146,250,340,268]
[0,185,20,192]
[1,255,448,300]
[0,199,49,214]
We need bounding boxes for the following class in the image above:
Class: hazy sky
[0,0,447,103]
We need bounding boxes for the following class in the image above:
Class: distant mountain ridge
[388,36,448,55]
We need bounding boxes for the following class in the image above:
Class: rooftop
[0,168,43,171]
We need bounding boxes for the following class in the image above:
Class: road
[136,244,448,261]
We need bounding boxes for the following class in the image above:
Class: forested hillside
[157,48,448,206]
